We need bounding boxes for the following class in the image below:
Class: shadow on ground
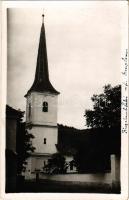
[15,179,120,194]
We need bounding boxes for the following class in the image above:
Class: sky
[7,1,123,129]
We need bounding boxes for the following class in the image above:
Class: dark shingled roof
[25,20,60,97]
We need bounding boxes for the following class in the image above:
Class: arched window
[44,138,46,144]
[29,103,31,118]
[42,101,48,112]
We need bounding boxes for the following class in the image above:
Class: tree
[84,84,121,128]
[73,128,112,173]
[17,122,35,175]
[84,84,121,156]
[43,153,68,174]
[74,84,121,172]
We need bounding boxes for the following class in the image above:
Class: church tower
[25,15,60,178]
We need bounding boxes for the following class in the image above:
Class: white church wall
[26,92,58,126]
[31,156,49,171]
[30,92,58,126]
[25,155,50,179]
[39,173,112,184]
[29,126,58,154]
[38,154,120,186]
[26,94,32,123]
[25,90,58,179]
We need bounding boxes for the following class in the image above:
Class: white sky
[7,1,123,129]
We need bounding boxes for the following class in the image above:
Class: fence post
[111,154,120,192]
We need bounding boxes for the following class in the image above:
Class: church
[24,15,75,178]
[23,15,120,187]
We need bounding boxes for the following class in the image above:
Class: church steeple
[25,15,60,97]
[25,14,59,178]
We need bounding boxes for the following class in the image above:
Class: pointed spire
[42,13,45,23]
[25,15,60,97]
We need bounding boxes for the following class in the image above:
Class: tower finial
[42,11,45,23]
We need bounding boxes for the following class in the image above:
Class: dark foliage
[74,84,121,172]
[43,153,67,174]
[6,149,17,178]
[58,124,120,172]
[84,84,121,128]
[16,122,35,174]
[74,127,120,172]
[58,124,120,155]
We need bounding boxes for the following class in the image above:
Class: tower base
[24,153,52,180]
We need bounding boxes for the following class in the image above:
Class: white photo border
[0,1,128,200]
